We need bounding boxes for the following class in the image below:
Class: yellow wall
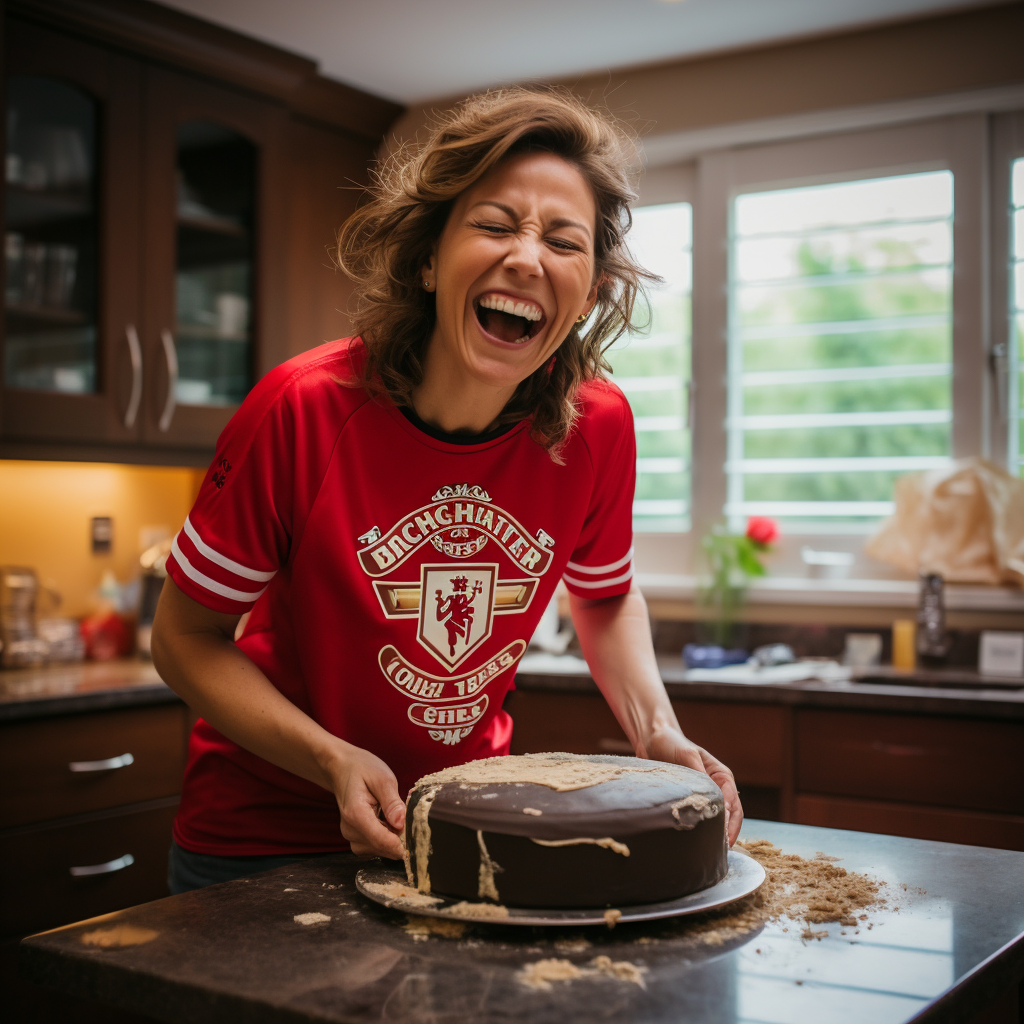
[0,461,203,618]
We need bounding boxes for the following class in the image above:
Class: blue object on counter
[683,644,749,669]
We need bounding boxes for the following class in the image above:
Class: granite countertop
[0,659,179,721]
[515,653,1024,720]
[3,650,1022,723]
[21,820,1024,1024]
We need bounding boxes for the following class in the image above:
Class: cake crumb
[802,928,828,942]
[403,915,467,940]
[554,937,592,953]
[361,879,443,908]
[518,958,583,990]
[283,888,297,892]
[604,909,622,928]
[293,912,331,926]
[590,955,647,987]
[523,807,543,816]
[518,956,647,991]
[445,900,510,919]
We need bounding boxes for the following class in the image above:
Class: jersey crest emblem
[417,563,496,669]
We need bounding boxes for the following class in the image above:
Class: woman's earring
[575,312,589,324]
[423,279,433,291]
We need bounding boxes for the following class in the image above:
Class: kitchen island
[20,820,1024,1024]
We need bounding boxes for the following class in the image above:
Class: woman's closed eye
[546,235,585,253]
[472,220,514,235]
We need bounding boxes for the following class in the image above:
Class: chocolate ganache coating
[404,753,727,909]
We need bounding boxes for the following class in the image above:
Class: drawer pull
[69,753,135,773]
[70,853,135,877]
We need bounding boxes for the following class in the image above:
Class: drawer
[506,691,786,787]
[670,700,786,786]
[796,710,1024,814]
[1,799,178,937]
[0,705,188,828]
[507,691,625,755]
[795,793,1024,852]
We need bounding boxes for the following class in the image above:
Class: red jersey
[166,338,636,855]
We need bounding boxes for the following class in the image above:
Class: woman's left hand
[644,728,743,846]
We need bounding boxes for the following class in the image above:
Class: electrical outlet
[91,516,113,554]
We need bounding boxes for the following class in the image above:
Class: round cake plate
[355,848,765,927]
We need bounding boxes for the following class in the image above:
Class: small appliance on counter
[137,537,172,657]
[0,566,47,668]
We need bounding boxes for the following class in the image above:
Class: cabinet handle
[124,324,143,428]
[69,752,135,772]
[158,328,178,432]
[70,853,135,878]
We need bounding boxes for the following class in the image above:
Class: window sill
[636,573,1024,611]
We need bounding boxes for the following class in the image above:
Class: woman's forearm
[151,579,343,793]
[569,583,744,844]
[567,584,681,755]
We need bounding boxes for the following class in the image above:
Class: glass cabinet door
[174,122,255,408]
[2,20,143,447]
[142,66,286,449]
[5,76,98,395]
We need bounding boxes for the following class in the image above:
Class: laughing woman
[152,87,742,892]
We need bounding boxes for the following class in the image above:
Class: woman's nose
[504,233,543,276]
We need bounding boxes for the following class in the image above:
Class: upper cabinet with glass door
[5,76,98,396]
[1,21,143,445]
[1,21,287,457]
[142,67,286,449]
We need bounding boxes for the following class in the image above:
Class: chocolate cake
[403,752,728,909]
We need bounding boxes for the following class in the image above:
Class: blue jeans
[167,840,345,894]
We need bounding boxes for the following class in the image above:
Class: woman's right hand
[326,741,407,860]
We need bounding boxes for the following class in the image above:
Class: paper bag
[864,457,1024,587]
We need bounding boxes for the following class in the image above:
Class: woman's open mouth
[473,292,546,345]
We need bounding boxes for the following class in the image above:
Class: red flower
[746,516,779,546]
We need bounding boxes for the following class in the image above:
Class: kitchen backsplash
[0,460,203,618]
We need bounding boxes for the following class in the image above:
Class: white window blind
[1011,157,1024,477]
[727,171,954,530]
[607,202,692,531]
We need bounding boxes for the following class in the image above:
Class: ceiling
[161,0,1008,105]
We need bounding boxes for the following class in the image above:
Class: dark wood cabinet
[1,19,288,455]
[0,1,400,461]
[505,686,1024,851]
[140,66,288,449]
[0,704,187,828]
[0,702,190,938]
[1,19,144,446]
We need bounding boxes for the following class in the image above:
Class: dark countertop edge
[913,928,1024,1024]
[0,683,181,721]
[512,670,1024,720]
[18,940,312,1024]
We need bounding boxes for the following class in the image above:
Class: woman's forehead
[459,152,596,229]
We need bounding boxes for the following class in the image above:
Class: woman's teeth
[477,293,543,322]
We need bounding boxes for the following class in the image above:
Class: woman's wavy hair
[335,86,654,459]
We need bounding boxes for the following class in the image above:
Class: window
[1011,157,1024,477]
[727,171,954,531]
[606,202,692,532]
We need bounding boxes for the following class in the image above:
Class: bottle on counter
[916,572,950,667]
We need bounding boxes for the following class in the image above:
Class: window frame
[989,111,1024,474]
[630,113,1005,583]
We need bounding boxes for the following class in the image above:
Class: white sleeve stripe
[172,536,269,604]
[562,567,634,590]
[565,547,634,575]
[183,516,277,582]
